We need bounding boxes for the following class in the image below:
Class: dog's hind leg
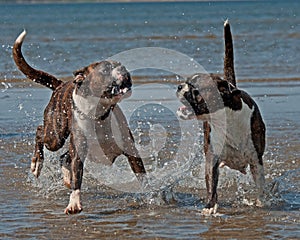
[64,133,86,214]
[60,151,72,189]
[31,125,44,178]
[250,159,265,207]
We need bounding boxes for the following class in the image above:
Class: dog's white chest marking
[72,92,110,163]
[209,101,258,171]
[72,91,99,133]
[72,91,132,164]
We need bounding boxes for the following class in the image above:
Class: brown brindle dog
[176,20,266,214]
[13,30,147,214]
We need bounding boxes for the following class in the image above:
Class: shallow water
[1,1,300,239]
[1,81,299,239]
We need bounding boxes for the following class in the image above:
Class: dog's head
[73,60,132,105]
[176,73,241,120]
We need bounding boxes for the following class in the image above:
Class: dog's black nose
[177,85,183,91]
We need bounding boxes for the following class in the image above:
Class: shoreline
[0,0,251,4]
[1,75,300,89]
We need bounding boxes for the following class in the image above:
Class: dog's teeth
[111,86,119,95]
[120,88,128,94]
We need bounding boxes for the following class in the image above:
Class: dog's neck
[72,91,114,121]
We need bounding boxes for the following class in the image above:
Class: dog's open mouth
[177,100,196,120]
[110,85,132,100]
[102,76,132,100]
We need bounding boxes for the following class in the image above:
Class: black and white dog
[177,20,266,214]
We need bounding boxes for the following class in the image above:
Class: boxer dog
[176,20,266,214]
[13,30,147,214]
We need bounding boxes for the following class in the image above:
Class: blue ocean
[1,0,299,80]
[0,1,299,239]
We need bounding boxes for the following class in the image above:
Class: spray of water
[73,47,225,201]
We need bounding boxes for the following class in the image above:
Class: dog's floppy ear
[231,89,241,97]
[73,66,88,84]
[218,80,242,109]
[231,89,242,110]
[218,79,231,96]
[231,89,242,102]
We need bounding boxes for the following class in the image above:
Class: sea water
[0,1,299,239]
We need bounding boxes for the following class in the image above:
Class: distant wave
[37,32,300,43]
[3,75,300,89]
[38,34,218,43]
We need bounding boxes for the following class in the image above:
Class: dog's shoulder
[49,80,75,109]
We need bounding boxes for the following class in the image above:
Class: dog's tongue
[179,106,188,111]
[177,105,196,120]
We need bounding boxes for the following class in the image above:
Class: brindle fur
[13,30,146,214]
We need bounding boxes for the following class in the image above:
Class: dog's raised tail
[13,30,62,90]
[223,19,236,87]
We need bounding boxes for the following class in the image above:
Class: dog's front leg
[64,154,83,214]
[60,151,72,189]
[125,154,147,185]
[64,133,85,214]
[202,152,219,215]
[202,122,219,214]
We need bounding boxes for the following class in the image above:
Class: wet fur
[177,21,266,214]
[13,30,146,214]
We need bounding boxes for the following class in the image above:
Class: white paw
[242,198,264,207]
[201,204,218,215]
[64,190,82,214]
[255,198,263,207]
